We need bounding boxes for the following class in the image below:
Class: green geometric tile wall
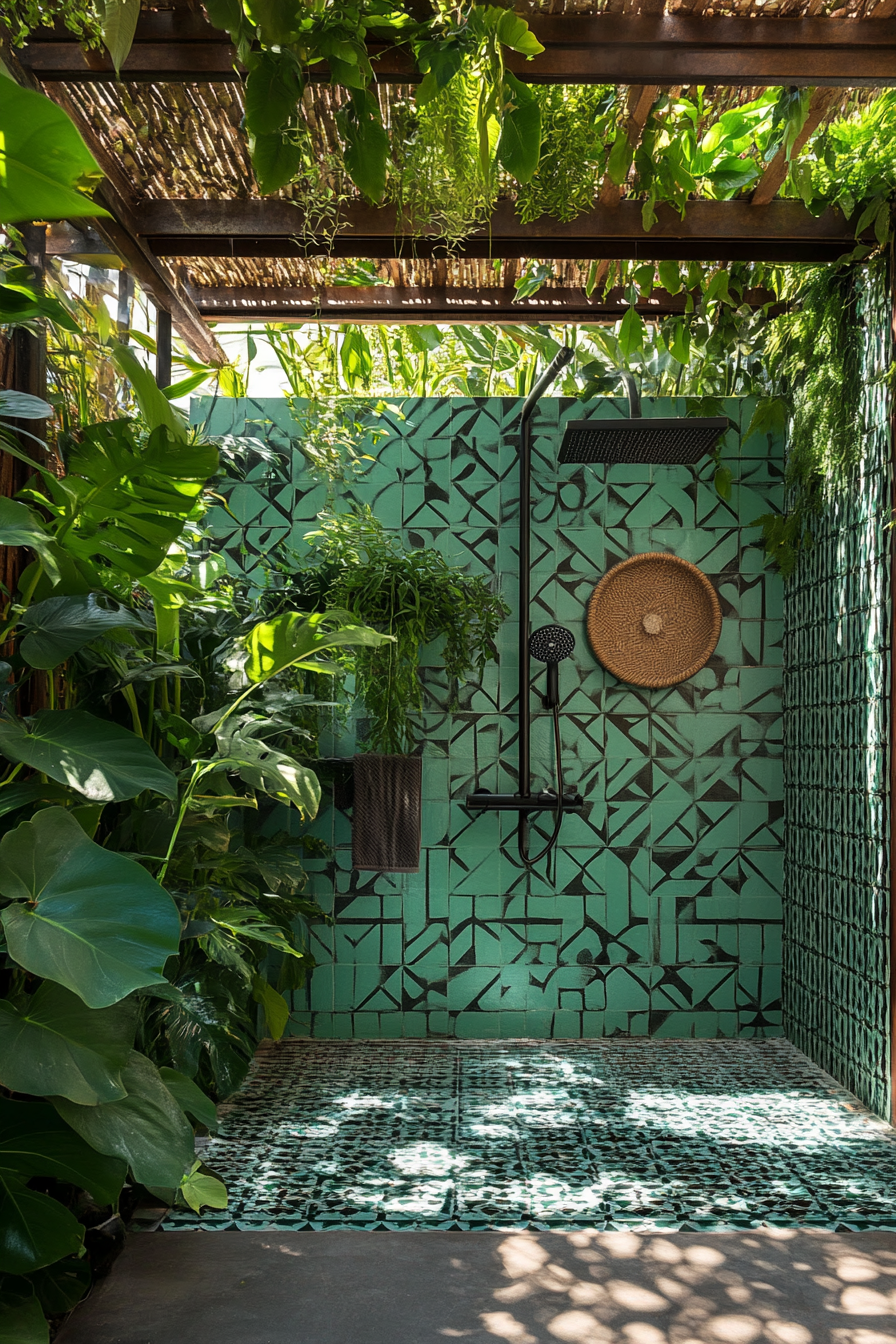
[782,274,893,1121]
[195,394,785,1041]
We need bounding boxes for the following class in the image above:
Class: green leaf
[0,391,53,420]
[0,1181,82,1277]
[340,327,373,388]
[248,131,304,195]
[180,1162,228,1214]
[215,735,320,818]
[0,709,176,802]
[0,1296,47,1344]
[244,50,303,136]
[0,77,109,223]
[101,0,140,76]
[607,130,635,187]
[53,1052,196,1189]
[36,418,218,581]
[658,261,682,295]
[618,306,645,360]
[0,1099,126,1206]
[155,710,207,758]
[108,344,187,442]
[159,1067,219,1132]
[0,983,136,1104]
[0,808,181,1008]
[664,319,691,365]
[252,974,290,1041]
[27,1257,90,1316]
[0,499,60,585]
[19,595,144,671]
[496,11,544,56]
[244,608,392,684]
[497,73,541,184]
[339,103,388,204]
[0,1098,127,1273]
[714,465,733,501]
[244,0,298,45]
[743,396,787,445]
[203,0,243,32]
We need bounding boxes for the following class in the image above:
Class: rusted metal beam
[21,15,896,87]
[141,197,866,263]
[189,283,780,323]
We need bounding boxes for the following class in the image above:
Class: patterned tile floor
[164,1038,896,1234]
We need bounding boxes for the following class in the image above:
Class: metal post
[156,306,172,389]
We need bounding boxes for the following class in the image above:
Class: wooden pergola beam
[21,14,896,87]
[0,35,225,366]
[47,86,226,367]
[751,87,842,207]
[140,197,866,264]
[190,283,780,323]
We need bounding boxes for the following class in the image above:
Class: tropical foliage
[0,78,108,223]
[265,506,509,754]
[0,307,390,1335]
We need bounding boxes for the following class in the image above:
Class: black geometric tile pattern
[195,395,785,1040]
[782,273,893,1120]
[164,1038,896,1232]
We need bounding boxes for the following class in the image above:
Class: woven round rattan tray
[586,553,721,688]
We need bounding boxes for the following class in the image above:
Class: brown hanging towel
[352,753,422,873]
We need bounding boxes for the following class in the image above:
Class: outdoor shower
[466,351,729,867]
[466,346,585,869]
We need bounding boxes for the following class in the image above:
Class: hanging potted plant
[266,506,509,872]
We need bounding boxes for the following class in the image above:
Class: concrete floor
[57,1229,896,1344]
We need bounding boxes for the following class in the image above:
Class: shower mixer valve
[465,622,584,816]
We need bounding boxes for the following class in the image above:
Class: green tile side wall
[782,275,893,1120]
[195,394,785,1040]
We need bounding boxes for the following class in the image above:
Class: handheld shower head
[529,624,575,664]
[529,624,575,709]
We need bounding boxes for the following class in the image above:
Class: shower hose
[518,701,565,871]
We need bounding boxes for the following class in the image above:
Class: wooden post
[889,237,896,1126]
[1,225,47,608]
[156,307,172,389]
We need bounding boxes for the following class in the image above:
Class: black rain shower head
[529,624,575,664]
[558,371,727,466]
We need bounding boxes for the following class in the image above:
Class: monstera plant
[0,336,391,1340]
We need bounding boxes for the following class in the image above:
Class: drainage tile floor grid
[164,1038,896,1233]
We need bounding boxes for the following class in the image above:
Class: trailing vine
[265,505,509,753]
[754,263,868,578]
[388,71,498,245]
[515,85,617,225]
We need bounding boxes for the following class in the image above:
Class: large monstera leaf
[0,809,181,1008]
[53,1052,196,1189]
[0,709,177,802]
[244,608,392,683]
[0,1099,126,1274]
[25,417,217,582]
[0,984,137,1105]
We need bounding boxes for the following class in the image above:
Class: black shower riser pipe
[465,346,575,818]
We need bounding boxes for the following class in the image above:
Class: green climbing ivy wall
[196,393,785,1041]
[782,271,893,1120]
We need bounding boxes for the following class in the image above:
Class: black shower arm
[517,346,574,803]
[520,348,576,431]
[616,371,642,419]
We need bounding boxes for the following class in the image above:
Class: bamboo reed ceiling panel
[55,77,853,207]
